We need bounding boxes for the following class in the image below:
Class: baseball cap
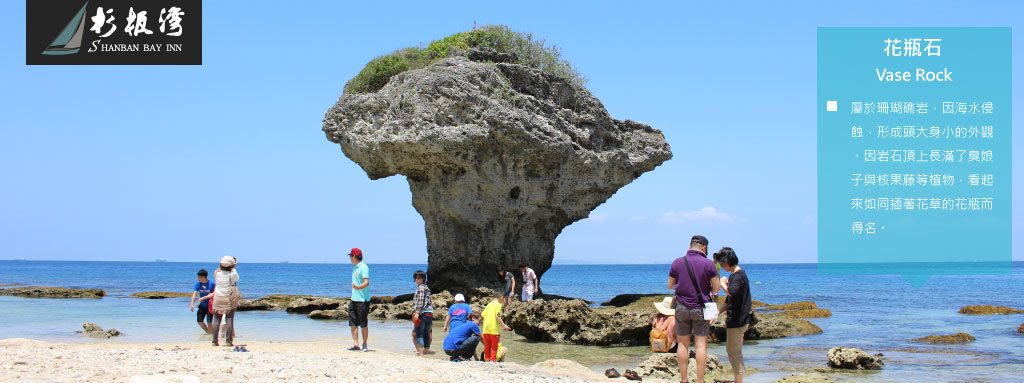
[454,294,465,302]
[691,235,708,247]
[348,248,362,257]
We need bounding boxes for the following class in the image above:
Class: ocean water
[1,261,1022,382]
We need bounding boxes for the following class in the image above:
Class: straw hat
[654,296,675,316]
[220,255,236,267]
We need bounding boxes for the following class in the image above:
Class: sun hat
[220,255,236,267]
[654,296,675,316]
[454,294,465,302]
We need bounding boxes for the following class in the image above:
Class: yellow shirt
[481,300,503,334]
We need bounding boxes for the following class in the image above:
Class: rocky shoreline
[0,286,105,298]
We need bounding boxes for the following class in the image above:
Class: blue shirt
[443,322,481,351]
[194,280,215,308]
[447,302,471,328]
[351,262,370,302]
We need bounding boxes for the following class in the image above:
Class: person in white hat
[209,255,240,346]
[650,296,677,353]
[443,293,472,333]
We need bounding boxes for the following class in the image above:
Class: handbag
[683,257,718,320]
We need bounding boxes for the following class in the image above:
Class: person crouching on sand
[481,290,512,362]
[411,270,433,356]
[443,313,483,361]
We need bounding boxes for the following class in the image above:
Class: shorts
[196,306,213,323]
[521,288,534,302]
[504,285,514,297]
[674,305,711,337]
[348,300,370,328]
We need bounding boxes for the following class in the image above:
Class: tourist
[348,248,370,351]
[717,247,752,383]
[209,256,241,347]
[481,290,512,362]
[667,235,720,383]
[443,293,471,333]
[189,269,215,334]
[519,263,539,301]
[443,313,483,361]
[650,296,677,353]
[411,270,433,356]
[497,268,515,306]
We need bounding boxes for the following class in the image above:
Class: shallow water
[1,261,1023,382]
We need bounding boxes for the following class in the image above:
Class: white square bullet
[826,100,838,112]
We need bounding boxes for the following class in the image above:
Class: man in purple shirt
[667,235,720,383]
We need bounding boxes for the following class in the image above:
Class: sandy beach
[0,338,674,383]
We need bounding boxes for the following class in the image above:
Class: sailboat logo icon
[42,2,89,55]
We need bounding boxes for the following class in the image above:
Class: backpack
[649,316,672,353]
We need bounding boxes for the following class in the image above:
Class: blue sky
[1,1,1021,264]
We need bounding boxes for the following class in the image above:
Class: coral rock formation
[323,55,672,291]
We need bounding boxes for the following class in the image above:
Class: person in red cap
[348,247,371,351]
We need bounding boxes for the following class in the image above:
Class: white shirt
[213,269,239,299]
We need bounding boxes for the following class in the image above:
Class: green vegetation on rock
[344,25,586,94]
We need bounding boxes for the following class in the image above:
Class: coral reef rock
[322,55,672,291]
[503,298,653,346]
[911,332,976,344]
[636,352,753,382]
[775,372,837,383]
[826,347,884,370]
[77,323,121,339]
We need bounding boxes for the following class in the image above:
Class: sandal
[604,368,621,378]
[347,345,361,351]
[624,369,642,381]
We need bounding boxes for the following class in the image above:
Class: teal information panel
[817,28,1011,287]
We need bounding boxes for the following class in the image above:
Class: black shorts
[197,306,213,323]
[348,301,370,328]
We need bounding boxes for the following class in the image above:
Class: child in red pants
[480,294,511,361]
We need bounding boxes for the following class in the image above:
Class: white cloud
[662,206,737,224]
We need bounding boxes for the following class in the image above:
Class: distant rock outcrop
[322,53,672,291]
[0,286,105,299]
[130,291,191,299]
[826,347,883,370]
[237,294,316,311]
[911,332,976,344]
[957,305,1024,315]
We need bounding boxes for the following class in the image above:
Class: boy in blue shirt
[443,293,472,333]
[189,269,215,334]
[443,313,482,361]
